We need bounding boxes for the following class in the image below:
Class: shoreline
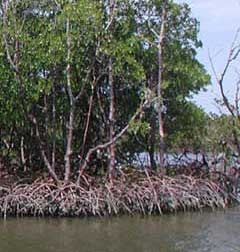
[0,170,238,219]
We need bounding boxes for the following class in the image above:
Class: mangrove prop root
[0,170,238,218]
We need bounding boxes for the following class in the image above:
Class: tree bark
[64,17,75,182]
[64,105,75,182]
[108,57,116,181]
[157,0,167,168]
[79,86,94,162]
[149,110,157,169]
[20,136,27,172]
[51,84,56,171]
[44,93,50,160]
[107,0,116,181]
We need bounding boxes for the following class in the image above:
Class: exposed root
[0,169,238,218]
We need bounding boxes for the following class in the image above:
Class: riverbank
[0,169,238,218]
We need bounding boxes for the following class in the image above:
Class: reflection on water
[0,206,240,252]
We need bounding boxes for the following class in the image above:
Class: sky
[175,0,240,113]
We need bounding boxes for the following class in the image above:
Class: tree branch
[76,99,149,185]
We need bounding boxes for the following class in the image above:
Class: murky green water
[0,207,240,252]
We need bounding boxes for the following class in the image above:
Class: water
[0,207,240,252]
[135,152,206,167]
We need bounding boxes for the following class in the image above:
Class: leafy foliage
[0,0,210,179]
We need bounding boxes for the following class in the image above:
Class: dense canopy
[0,0,210,182]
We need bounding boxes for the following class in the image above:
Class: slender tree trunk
[80,85,95,161]
[51,84,56,171]
[44,93,50,160]
[107,0,116,181]
[157,0,167,169]
[20,135,27,172]
[64,105,75,182]
[108,57,116,181]
[232,120,240,156]
[51,14,58,172]
[64,17,75,182]
[149,110,157,169]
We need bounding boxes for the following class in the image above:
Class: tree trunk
[20,136,27,172]
[108,56,116,181]
[44,93,50,160]
[80,85,95,162]
[64,17,75,182]
[232,121,240,156]
[149,110,157,169]
[107,0,116,181]
[64,105,75,182]
[157,0,167,169]
[51,84,56,171]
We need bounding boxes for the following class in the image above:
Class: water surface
[0,207,240,252]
